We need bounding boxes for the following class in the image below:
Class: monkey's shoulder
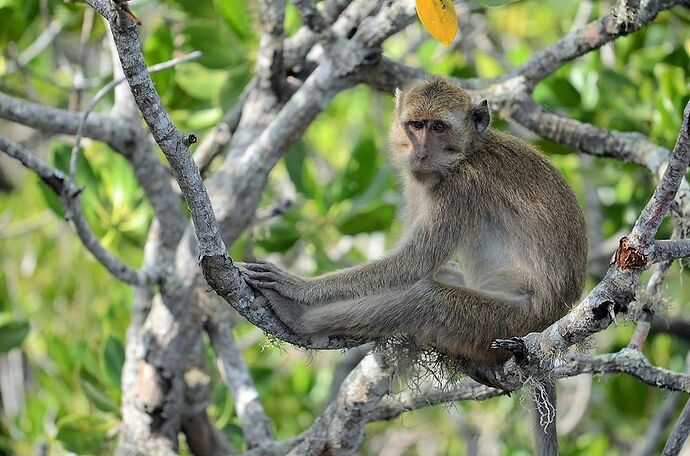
[477,129,570,184]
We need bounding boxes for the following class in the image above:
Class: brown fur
[240,77,587,366]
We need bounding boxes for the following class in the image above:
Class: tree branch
[647,240,690,265]
[205,319,274,448]
[632,353,690,456]
[0,91,129,145]
[369,379,504,422]
[69,50,202,177]
[507,0,690,90]
[0,136,154,286]
[662,393,690,455]
[556,349,690,394]
[256,0,287,98]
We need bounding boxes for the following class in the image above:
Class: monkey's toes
[491,337,528,364]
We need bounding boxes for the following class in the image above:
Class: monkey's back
[457,129,587,329]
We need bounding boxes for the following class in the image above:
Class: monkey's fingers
[240,272,280,291]
[234,263,254,279]
[235,264,276,289]
[236,262,274,278]
[238,260,278,272]
[242,270,279,284]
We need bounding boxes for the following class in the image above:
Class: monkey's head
[389,77,490,184]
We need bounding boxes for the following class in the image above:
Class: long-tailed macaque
[240,77,587,455]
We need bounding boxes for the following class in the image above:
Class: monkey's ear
[472,99,491,134]
[394,88,404,110]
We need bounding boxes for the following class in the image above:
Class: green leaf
[174,62,227,101]
[186,107,223,130]
[284,141,320,200]
[285,141,307,193]
[290,364,315,395]
[0,314,29,353]
[144,25,175,95]
[335,201,396,235]
[100,336,124,390]
[549,78,581,108]
[335,137,378,200]
[37,179,64,218]
[168,0,214,18]
[76,152,100,196]
[214,0,255,40]
[474,52,503,78]
[181,22,243,69]
[50,141,99,190]
[56,414,110,454]
[52,141,71,173]
[80,377,119,414]
[256,218,301,252]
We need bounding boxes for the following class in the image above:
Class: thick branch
[0,91,130,145]
[256,0,287,97]
[508,96,664,165]
[631,101,690,245]
[87,0,226,259]
[287,353,392,454]
[291,0,328,33]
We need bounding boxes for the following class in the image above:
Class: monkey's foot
[491,337,528,365]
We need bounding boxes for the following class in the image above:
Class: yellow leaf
[415,0,458,47]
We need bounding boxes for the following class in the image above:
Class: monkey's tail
[532,378,558,456]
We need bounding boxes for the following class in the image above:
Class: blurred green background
[1,0,690,454]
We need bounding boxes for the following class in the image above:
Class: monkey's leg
[299,279,533,364]
[432,263,465,287]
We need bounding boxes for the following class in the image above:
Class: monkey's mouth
[409,157,430,170]
[409,162,441,182]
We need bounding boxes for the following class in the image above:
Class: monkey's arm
[240,208,461,305]
[257,279,525,364]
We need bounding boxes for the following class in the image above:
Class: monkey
[239,76,587,455]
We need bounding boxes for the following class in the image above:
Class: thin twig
[663,395,690,455]
[633,352,690,456]
[2,20,63,76]
[0,136,155,286]
[205,319,274,448]
[69,50,202,178]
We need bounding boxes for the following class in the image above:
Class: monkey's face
[389,78,491,185]
[399,117,464,181]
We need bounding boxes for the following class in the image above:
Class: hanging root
[526,377,556,432]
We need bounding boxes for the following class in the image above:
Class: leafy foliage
[0,0,689,454]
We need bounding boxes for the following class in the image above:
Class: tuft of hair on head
[420,76,454,100]
[394,87,405,111]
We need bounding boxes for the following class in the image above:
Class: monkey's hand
[236,261,309,302]
[242,274,310,336]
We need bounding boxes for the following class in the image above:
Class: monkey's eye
[431,121,446,133]
[408,120,424,130]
